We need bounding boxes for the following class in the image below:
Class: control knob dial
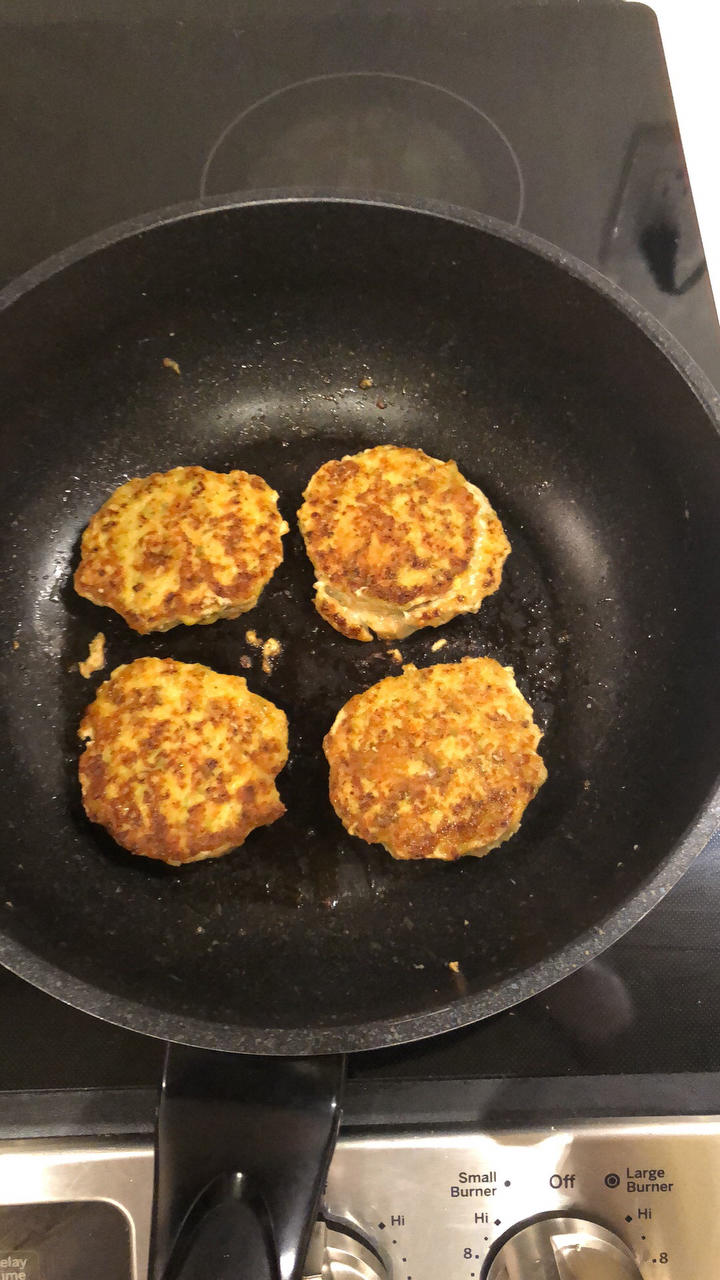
[303,1219,388,1280]
[486,1215,643,1279]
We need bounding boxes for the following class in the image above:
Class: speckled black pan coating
[0,196,719,1054]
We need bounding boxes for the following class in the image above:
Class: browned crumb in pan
[78,632,106,679]
[261,637,282,675]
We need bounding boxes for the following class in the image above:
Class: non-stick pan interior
[0,200,719,1052]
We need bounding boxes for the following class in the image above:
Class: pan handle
[150,1044,345,1280]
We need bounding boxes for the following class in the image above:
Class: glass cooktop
[1,0,719,1090]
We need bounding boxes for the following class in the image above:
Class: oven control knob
[486,1216,643,1279]
[303,1219,388,1280]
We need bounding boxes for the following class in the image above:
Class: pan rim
[1,191,719,1055]
[2,187,720,426]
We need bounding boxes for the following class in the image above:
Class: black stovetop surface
[1,0,719,1092]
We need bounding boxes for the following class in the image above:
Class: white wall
[643,0,720,320]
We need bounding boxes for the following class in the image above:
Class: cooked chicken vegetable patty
[75,465,287,633]
[78,657,288,865]
[324,657,546,861]
[298,445,510,641]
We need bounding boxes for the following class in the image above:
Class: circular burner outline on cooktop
[199,70,526,226]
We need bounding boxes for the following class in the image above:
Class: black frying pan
[1,197,719,1279]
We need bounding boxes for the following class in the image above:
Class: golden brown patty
[297,445,510,641]
[74,465,287,633]
[78,657,288,865]
[324,657,546,861]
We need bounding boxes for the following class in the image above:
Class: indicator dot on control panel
[641,1236,646,1241]
[504,1180,511,1187]
[494,1219,502,1227]
[625,1215,633,1223]
[378,1222,386,1230]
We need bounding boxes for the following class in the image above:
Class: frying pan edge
[1,192,719,1054]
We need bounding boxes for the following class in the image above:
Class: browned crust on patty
[78,657,288,865]
[323,657,546,861]
[315,589,373,642]
[297,446,510,641]
[74,465,287,634]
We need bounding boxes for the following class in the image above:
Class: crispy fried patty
[78,657,288,865]
[74,465,287,633]
[324,657,546,861]
[298,445,510,641]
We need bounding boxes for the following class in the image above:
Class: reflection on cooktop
[201,72,524,224]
